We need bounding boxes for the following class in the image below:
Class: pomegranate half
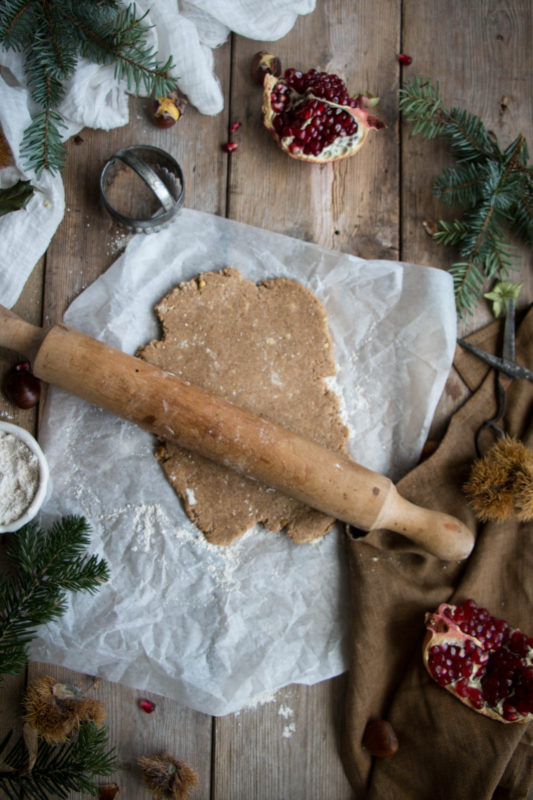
[423,598,533,723]
[262,68,385,163]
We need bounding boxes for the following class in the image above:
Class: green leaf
[0,179,35,216]
[484,280,523,317]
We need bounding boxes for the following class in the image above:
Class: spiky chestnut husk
[423,598,533,724]
[463,436,533,522]
[137,753,198,800]
[23,675,106,744]
[262,69,385,164]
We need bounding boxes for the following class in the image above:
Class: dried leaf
[0,180,35,216]
[22,722,39,773]
[422,218,438,236]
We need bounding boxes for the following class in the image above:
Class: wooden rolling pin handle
[0,305,46,360]
[373,487,475,562]
[0,306,475,561]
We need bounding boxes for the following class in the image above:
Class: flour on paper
[137,267,349,545]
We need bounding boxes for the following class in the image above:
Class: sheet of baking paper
[31,208,456,716]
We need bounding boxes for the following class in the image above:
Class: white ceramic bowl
[0,421,50,533]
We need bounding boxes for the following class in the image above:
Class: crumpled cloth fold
[341,305,533,799]
[0,0,315,308]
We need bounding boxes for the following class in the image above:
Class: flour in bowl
[0,431,40,525]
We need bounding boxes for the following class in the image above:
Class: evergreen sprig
[0,0,176,175]
[0,515,109,677]
[399,77,533,318]
[0,722,117,799]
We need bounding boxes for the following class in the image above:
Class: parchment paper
[31,208,456,716]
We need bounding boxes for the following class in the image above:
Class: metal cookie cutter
[100,145,184,233]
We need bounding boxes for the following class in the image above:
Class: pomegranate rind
[422,600,533,724]
[262,73,384,164]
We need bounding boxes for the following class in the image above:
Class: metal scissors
[457,299,533,456]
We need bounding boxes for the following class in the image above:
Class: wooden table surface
[1,1,532,798]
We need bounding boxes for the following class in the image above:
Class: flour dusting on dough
[137,267,350,545]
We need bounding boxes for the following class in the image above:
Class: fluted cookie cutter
[100,145,184,233]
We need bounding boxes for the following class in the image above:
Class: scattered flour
[323,372,349,426]
[185,488,197,506]
[0,431,40,525]
[232,694,297,739]
[279,703,296,738]
[278,704,294,719]
[282,722,296,739]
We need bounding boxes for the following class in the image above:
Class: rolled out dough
[137,267,349,545]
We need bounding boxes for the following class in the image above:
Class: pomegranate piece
[423,598,533,723]
[262,67,386,164]
[138,697,156,713]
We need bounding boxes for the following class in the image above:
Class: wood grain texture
[0,0,531,798]
[401,0,533,437]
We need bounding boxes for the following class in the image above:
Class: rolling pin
[0,304,475,561]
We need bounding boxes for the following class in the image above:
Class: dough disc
[137,268,349,545]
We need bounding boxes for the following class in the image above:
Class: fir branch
[433,161,485,208]
[443,106,497,162]
[0,722,117,799]
[0,0,177,175]
[399,77,532,318]
[0,516,109,677]
[62,2,174,96]
[20,109,67,177]
[0,0,38,49]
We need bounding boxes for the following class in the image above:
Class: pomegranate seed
[397,53,412,66]
[138,698,156,713]
[229,121,241,132]
[222,142,238,153]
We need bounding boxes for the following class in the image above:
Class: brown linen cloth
[341,305,533,799]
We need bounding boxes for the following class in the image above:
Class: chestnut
[2,361,41,409]
[151,91,186,128]
[362,719,399,758]
[251,51,282,85]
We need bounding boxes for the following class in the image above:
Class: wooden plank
[228,1,400,260]
[0,257,45,765]
[213,2,400,797]
[213,677,350,800]
[29,665,213,799]
[401,0,533,436]
[25,43,232,799]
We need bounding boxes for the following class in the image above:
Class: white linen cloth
[0,0,315,308]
